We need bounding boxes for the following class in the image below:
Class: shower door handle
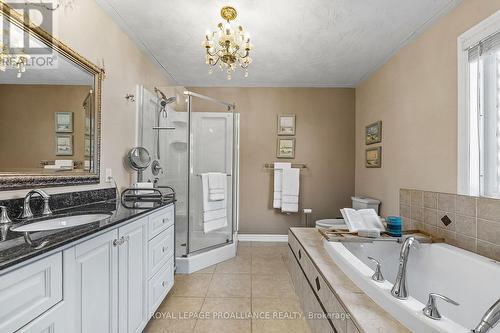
[152,126,176,130]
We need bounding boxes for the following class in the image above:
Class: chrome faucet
[22,189,52,219]
[473,299,500,333]
[391,236,418,300]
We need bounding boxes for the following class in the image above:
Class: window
[458,11,500,198]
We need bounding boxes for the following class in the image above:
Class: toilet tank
[351,196,380,214]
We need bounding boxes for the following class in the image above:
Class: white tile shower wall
[400,189,500,261]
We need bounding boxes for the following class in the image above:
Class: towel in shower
[281,168,300,213]
[273,162,292,208]
[208,172,226,201]
[201,173,227,233]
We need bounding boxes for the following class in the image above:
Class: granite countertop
[290,227,410,333]
[0,198,175,272]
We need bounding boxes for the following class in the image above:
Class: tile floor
[144,241,311,333]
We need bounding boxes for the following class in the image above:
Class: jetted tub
[323,240,500,332]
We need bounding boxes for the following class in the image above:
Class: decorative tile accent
[400,188,500,261]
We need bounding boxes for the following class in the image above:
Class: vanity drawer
[148,225,174,277]
[0,253,63,333]
[148,205,174,240]
[148,256,174,314]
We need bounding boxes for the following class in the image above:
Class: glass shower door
[188,96,235,254]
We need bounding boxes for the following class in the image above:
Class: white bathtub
[323,240,500,333]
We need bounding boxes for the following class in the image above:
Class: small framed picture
[366,147,382,168]
[277,114,296,136]
[365,121,382,145]
[55,112,73,133]
[277,137,295,158]
[55,134,73,156]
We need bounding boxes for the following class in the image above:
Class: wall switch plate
[105,168,112,183]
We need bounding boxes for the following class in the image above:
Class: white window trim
[457,9,500,196]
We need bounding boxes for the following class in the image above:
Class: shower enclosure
[137,86,239,273]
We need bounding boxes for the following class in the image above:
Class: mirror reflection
[0,25,95,175]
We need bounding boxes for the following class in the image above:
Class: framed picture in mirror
[56,135,74,156]
[55,112,74,133]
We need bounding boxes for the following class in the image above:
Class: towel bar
[196,174,232,176]
[264,163,307,169]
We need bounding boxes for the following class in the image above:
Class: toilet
[315,196,381,229]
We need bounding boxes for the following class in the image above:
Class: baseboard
[237,234,288,242]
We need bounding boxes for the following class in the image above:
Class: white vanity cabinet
[67,227,120,333]
[1,203,175,333]
[118,216,148,333]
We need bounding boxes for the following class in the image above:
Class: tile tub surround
[144,241,311,333]
[400,188,500,261]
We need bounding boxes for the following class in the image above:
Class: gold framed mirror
[0,2,103,190]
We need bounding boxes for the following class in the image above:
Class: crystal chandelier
[0,44,29,78]
[202,6,253,80]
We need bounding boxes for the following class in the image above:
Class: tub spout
[473,299,500,333]
[391,236,418,300]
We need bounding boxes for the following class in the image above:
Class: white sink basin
[11,213,112,232]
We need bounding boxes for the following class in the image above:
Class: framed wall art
[365,121,382,145]
[55,134,73,156]
[55,111,74,133]
[277,137,295,158]
[277,114,296,136]
[366,146,382,168]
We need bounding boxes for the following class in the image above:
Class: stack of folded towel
[201,172,228,233]
[273,162,300,213]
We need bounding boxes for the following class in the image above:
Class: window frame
[457,10,500,197]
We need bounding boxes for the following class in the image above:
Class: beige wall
[190,88,355,234]
[0,85,90,170]
[0,0,172,198]
[355,0,500,216]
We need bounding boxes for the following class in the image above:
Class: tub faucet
[391,236,418,300]
[473,299,500,333]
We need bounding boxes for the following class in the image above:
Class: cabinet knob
[161,281,165,287]
[162,246,166,253]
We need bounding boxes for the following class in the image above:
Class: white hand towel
[273,162,291,208]
[281,168,300,213]
[201,173,227,233]
[208,172,226,201]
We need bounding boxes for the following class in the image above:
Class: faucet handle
[367,256,385,282]
[423,293,459,320]
[0,206,11,224]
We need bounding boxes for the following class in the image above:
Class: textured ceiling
[98,0,463,87]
